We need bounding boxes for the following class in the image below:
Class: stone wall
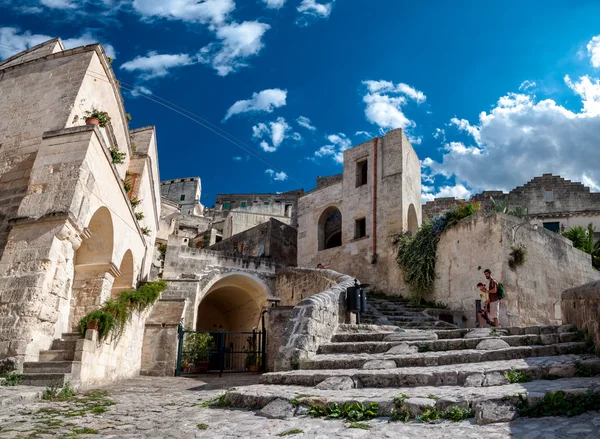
[266,306,294,372]
[562,281,600,350]
[316,174,343,189]
[275,267,337,306]
[223,204,292,239]
[210,218,297,266]
[273,268,356,371]
[140,299,186,377]
[160,177,203,216]
[431,212,600,328]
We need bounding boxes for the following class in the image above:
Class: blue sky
[2,1,600,206]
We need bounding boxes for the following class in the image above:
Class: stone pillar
[266,306,294,372]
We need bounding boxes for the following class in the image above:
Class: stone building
[0,39,160,381]
[423,174,600,240]
[160,177,204,216]
[297,128,422,290]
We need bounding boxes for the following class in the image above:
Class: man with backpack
[483,269,503,327]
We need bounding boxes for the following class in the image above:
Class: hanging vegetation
[394,201,481,301]
[563,224,600,270]
[78,280,166,343]
[508,245,528,271]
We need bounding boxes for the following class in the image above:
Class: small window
[356,160,368,187]
[543,222,560,233]
[240,201,247,208]
[180,194,185,201]
[355,217,366,239]
[264,202,270,205]
[545,189,553,202]
[284,204,292,217]
[223,202,231,210]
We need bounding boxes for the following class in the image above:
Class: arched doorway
[111,249,135,297]
[407,203,419,235]
[318,206,342,250]
[69,207,116,330]
[196,273,269,332]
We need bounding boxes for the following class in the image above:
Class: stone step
[224,376,600,424]
[318,333,581,355]
[60,332,83,341]
[19,373,67,387]
[302,342,591,370]
[260,355,600,388]
[23,361,75,374]
[50,339,77,352]
[39,349,75,362]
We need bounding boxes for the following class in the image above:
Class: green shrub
[196,423,208,430]
[418,407,440,422]
[442,406,474,421]
[308,402,379,421]
[109,146,126,165]
[135,211,145,221]
[1,372,21,386]
[505,369,531,384]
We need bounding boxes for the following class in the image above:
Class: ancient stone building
[424,174,600,240]
[160,177,204,216]
[297,128,422,290]
[0,39,160,380]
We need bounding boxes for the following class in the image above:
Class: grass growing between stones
[200,393,232,408]
[308,402,379,422]
[196,423,208,430]
[36,388,115,418]
[42,381,77,401]
[348,422,371,429]
[277,429,304,436]
[505,369,531,384]
[392,396,475,424]
[574,361,595,377]
[517,390,600,418]
[290,394,317,406]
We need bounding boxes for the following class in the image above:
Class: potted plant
[182,332,215,373]
[84,109,111,128]
[244,336,261,373]
[87,318,100,331]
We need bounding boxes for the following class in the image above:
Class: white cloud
[128,85,153,98]
[252,117,299,152]
[297,115,316,131]
[233,156,242,161]
[297,0,333,23]
[421,184,471,204]
[120,51,193,79]
[432,128,445,140]
[223,88,287,121]
[423,82,600,195]
[314,133,351,164]
[262,0,286,8]
[40,0,77,8]
[0,27,115,60]
[362,80,426,133]
[449,117,481,143]
[519,80,536,91]
[355,131,372,138]
[587,35,600,68]
[265,169,288,181]
[198,20,270,76]
[132,0,234,25]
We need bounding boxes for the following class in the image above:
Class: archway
[111,249,135,297]
[318,206,342,251]
[407,203,419,235]
[69,207,116,330]
[196,273,269,332]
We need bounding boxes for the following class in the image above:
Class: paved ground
[0,375,599,438]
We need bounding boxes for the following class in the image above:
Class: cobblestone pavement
[0,375,599,438]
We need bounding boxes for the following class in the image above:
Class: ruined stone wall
[432,212,600,328]
[316,174,343,189]
[275,267,337,306]
[562,280,600,350]
[222,204,291,239]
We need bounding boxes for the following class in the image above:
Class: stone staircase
[225,324,600,424]
[361,295,458,329]
[20,333,82,387]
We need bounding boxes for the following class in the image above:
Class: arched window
[318,206,342,251]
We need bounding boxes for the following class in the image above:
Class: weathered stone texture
[562,280,600,350]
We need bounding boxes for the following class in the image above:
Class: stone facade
[160,177,204,216]
[424,174,600,241]
[297,128,421,291]
[210,218,297,266]
[562,280,600,350]
[431,212,600,328]
[0,39,160,378]
[222,204,292,239]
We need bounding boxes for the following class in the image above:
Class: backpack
[497,283,505,300]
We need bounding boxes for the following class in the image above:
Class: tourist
[483,269,501,327]
[476,282,494,327]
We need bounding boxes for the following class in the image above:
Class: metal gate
[175,326,266,376]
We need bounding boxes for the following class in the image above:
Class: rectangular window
[545,189,554,202]
[264,202,270,205]
[356,160,368,187]
[543,222,560,233]
[355,217,367,239]
[240,201,247,208]
[223,202,231,210]
[180,194,185,201]
[284,204,292,217]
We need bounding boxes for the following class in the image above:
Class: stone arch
[69,206,118,330]
[407,203,419,235]
[111,249,135,297]
[318,206,342,251]
[196,272,270,332]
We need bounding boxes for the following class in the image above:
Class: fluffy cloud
[421,184,471,203]
[128,85,153,98]
[314,133,352,163]
[198,20,270,76]
[265,169,288,181]
[297,116,316,131]
[424,81,600,195]
[587,35,600,68]
[297,0,333,22]
[449,117,481,143]
[132,0,234,25]
[223,88,287,121]
[362,80,426,134]
[0,27,116,60]
[519,80,536,91]
[252,117,300,152]
[120,52,193,79]
[262,0,286,8]
[40,0,77,8]
[355,131,372,138]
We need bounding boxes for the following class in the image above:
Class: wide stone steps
[318,332,581,354]
[260,354,600,387]
[225,376,600,414]
[23,361,75,374]
[39,349,75,362]
[20,372,69,387]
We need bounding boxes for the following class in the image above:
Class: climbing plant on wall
[393,201,481,302]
